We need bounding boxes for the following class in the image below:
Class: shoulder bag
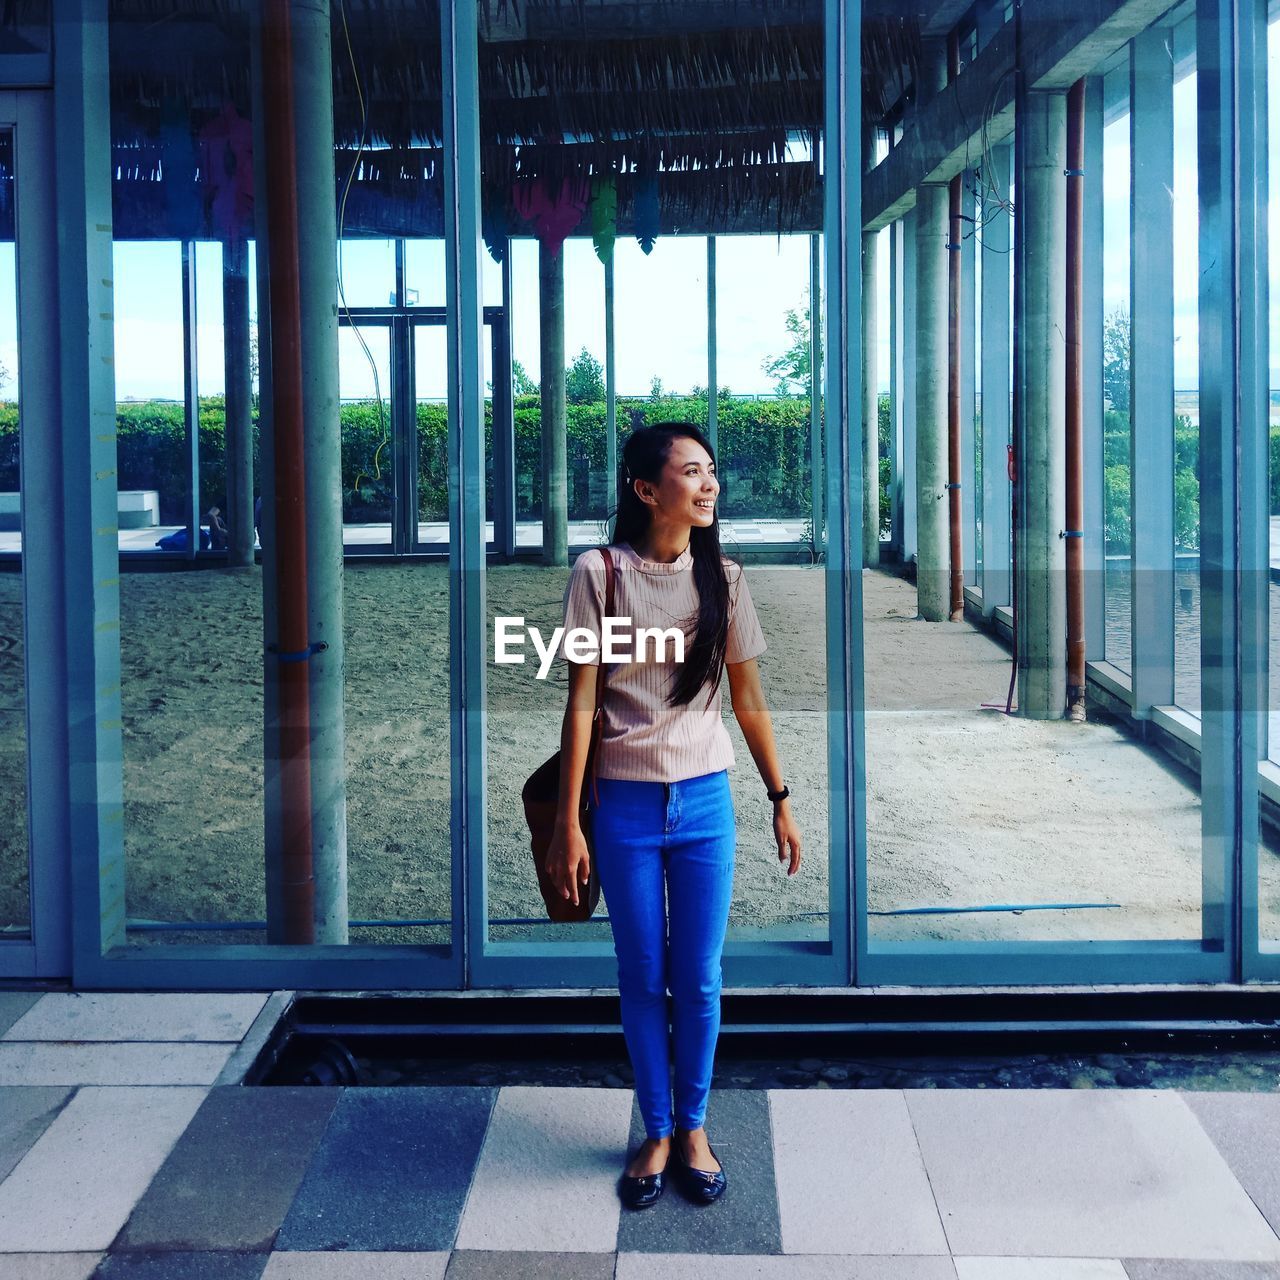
[521,544,616,923]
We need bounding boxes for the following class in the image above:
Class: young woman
[546,422,802,1209]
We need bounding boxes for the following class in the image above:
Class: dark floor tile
[1122,1264,1280,1279]
[0,992,42,1037]
[93,1253,268,1280]
[446,1252,615,1280]
[115,1089,340,1252]
[275,1088,496,1253]
[1184,1093,1280,1244]
[0,1085,74,1182]
[615,1089,781,1255]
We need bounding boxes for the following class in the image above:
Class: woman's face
[637,438,720,530]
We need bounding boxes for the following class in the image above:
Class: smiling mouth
[695,500,715,510]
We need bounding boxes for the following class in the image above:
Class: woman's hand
[773,799,802,876]
[545,818,593,906]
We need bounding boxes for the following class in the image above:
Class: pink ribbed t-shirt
[559,540,767,783]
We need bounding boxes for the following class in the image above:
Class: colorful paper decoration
[512,177,588,256]
[483,202,509,264]
[633,174,660,255]
[197,101,254,246]
[589,178,617,264]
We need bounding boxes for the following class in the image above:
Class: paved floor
[1,992,1280,1278]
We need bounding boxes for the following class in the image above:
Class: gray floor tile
[93,1254,268,1280]
[1185,1094,1280,1242]
[0,1085,74,1181]
[262,1256,449,1280]
[116,1088,339,1251]
[0,1257,101,1280]
[0,992,43,1036]
[905,1090,1280,1261]
[5,994,268,1043]
[275,1088,495,1252]
[616,1256,959,1279]
[446,1252,615,1279]
[454,1086,632,1253]
[0,1087,207,1252]
[617,1090,781,1255]
[770,1090,950,1255]
[0,1042,233,1085]
[1122,1264,1280,1278]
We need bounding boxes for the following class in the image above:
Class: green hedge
[5,398,1270,543]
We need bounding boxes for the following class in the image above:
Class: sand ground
[1,561,1277,948]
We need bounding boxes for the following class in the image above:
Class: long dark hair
[610,423,732,710]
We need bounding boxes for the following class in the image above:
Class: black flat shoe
[673,1142,727,1204]
[618,1165,667,1210]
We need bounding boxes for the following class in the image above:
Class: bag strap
[586,545,616,810]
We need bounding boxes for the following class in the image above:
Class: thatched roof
[103,0,922,241]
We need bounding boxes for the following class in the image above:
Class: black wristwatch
[766,785,790,804]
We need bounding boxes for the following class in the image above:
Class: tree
[565,347,604,404]
[649,376,666,400]
[1103,305,1130,415]
[761,296,813,397]
[512,359,538,397]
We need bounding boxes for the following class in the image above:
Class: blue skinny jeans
[591,768,736,1139]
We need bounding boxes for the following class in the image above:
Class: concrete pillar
[1017,91,1068,720]
[292,0,348,941]
[223,238,254,567]
[539,243,568,565]
[914,182,950,620]
[253,0,348,942]
[861,228,880,566]
[901,207,918,563]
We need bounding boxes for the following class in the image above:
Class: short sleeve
[560,548,606,666]
[724,561,767,664]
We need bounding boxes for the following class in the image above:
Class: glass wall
[32,0,1278,989]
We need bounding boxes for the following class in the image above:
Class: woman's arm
[726,657,802,876]
[545,660,600,905]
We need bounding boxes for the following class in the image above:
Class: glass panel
[109,0,454,953]
[340,322,393,548]
[1171,29,1201,715]
[405,238,501,308]
[0,127,28,939]
[867,15,1210,948]
[338,238,395,310]
[1102,63,1133,675]
[481,4,831,953]
[116,233,267,943]
[715,234,813,524]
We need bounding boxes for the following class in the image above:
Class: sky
[0,16,1271,404]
